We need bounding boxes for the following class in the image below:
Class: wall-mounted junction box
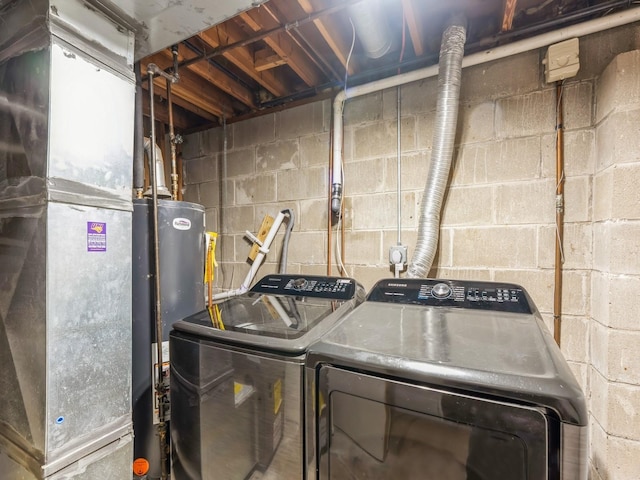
[544,38,580,83]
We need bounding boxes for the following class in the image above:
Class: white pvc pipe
[212,211,287,302]
[330,6,640,211]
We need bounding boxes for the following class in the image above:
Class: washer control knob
[292,278,308,290]
[432,283,452,299]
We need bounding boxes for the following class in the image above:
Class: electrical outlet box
[389,245,408,265]
[544,38,580,83]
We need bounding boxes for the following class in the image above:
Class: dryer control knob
[432,282,452,299]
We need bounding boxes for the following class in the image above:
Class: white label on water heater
[172,218,191,230]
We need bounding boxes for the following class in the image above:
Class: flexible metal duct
[407,20,466,278]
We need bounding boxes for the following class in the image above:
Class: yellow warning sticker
[273,378,282,414]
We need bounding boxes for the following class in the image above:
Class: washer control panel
[367,279,533,314]
[250,274,360,300]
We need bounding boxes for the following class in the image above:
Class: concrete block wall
[181,22,640,479]
[589,49,640,480]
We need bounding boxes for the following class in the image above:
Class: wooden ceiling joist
[296,0,357,75]
[401,0,424,56]
[170,44,256,108]
[142,57,233,118]
[142,79,219,124]
[239,6,324,86]
[199,23,289,98]
[502,0,518,31]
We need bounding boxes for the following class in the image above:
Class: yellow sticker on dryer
[273,378,282,414]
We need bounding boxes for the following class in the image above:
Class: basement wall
[181,22,640,479]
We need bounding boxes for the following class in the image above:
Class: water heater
[132,198,205,479]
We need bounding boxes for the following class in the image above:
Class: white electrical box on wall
[544,37,580,83]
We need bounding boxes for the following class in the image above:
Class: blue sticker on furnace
[87,222,107,252]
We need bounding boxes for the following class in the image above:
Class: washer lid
[173,275,365,353]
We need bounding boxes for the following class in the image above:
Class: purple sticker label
[87,222,107,252]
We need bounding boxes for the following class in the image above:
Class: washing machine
[305,278,588,480]
[170,274,365,480]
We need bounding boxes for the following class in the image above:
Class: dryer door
[315,366,550,480]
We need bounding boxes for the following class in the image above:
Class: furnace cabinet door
[315,366,550,480]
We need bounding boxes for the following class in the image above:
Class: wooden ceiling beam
[296,0,357,75]
[142,57,233,118]
[199,23,289,97]
[141,80,219,124]
[239,7,324,87]
[170,44,256,108]
[401,0,424,57]
[502,0,518,31]
[141,92,201,131]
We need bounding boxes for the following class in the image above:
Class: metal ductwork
[347,0,393,59]
[407,19,467,278]
[143,137,171,199]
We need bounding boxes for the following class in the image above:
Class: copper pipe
[168,46,180,200]
[553,82,565,347]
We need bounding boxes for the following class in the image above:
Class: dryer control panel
[250,274,360,300]
[367,279,533,314]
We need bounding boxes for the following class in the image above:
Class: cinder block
[224,148,256,178]
[235,174,276,205]
[220,205,254,234]
[607,381,640,441]
[442,185,494,226]
[344,92,383,125]
[181,131,204,159]
[276,166,327,201]
[608,222,640,275]
[537,223,593,270]
[451,226,538,269]
[199,180,219,208]
[564,176,592,223]
[201,126,229,153]
[182,184,200,204]
[344,230,382,265]
[456,101,495,145]
[541,129,595,178]
[352,192,417,230]
[493,268,553,313]
[495,179,555,225]
[351,265,393,292]
[590,319,610,379]
[184,156,218,184]
[605,434,640,480]
[396,151,430,191]
[300,133,330,168]
[233,114,275,148]
[577,23,640,81]
[561,270,590,317]
[612,163,640,220]
[596,109,640,171]
[399,76,438,116]
[219,179,234,206]
[460,50,541,102]
[353,118,416,160]
[432,268,492,282]
[591,272,640,330]
[496,89,555,138]
[590,367,609,431]
[593,168,613,222]
[454,137,541,186]
[204,208,218,233]
[563,82,593,130]
[299,199,328,232]
[592,221,611,273]
[218,234,235,264]
[559,314,589,363]
[592,322,640,384]
[276,100,329,139]
[416,112,435,150]
[344,157,387,195]
[256,139,299,172]
[596,50,640,123]
[286,232,327,264]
